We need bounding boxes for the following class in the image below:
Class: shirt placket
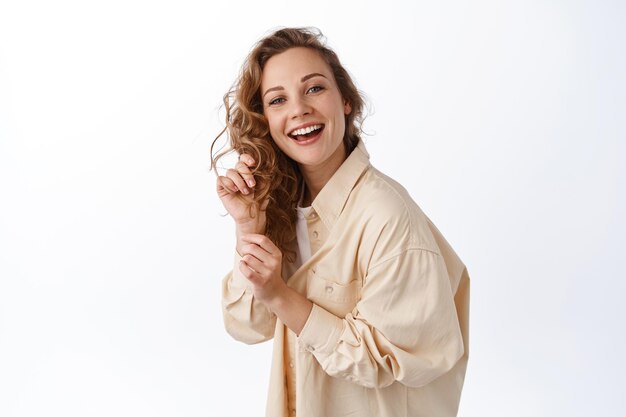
[307,210,323,255]
[284,209,325,417]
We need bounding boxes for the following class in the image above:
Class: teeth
[290,124,322,137]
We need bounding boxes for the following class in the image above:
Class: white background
[1,1,624,416]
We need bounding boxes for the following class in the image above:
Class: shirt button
[289,361,294,368]
[325,285,333,294]
[312,230,319,239]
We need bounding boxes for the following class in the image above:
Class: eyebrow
[262,73,328,99]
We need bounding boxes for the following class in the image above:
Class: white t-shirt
[295,203,312,268]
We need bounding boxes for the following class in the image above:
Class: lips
[288,125,325,145]
[287,123,325,139]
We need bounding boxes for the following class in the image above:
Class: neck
[299,142,348,206]
[300,175,324,207]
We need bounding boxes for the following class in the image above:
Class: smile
[288,124,324,140]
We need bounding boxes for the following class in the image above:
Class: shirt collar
[310,140,370,230]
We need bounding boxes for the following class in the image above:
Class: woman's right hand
[216,153,267,234]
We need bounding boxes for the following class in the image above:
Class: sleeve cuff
[297,303,344,354]
[228,251,254,291]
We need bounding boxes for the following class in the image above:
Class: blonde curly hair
[211,27,366,260]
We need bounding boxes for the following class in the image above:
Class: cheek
[265,114,283,137]
[328,98,347,122]
[333,106,347,131]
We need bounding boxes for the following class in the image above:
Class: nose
[289,96,311,118]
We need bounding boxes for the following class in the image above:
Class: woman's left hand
[238,234,287,304]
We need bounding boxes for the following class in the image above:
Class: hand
[238,234,286,304]
[216,153,267,232]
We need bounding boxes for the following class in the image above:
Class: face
[260,47,352,177]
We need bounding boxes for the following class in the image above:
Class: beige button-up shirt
[221,140,470,417]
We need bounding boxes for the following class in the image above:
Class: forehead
[261,47,333,88]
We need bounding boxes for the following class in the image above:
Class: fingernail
[242,188,249,195]
[247,179,255,187]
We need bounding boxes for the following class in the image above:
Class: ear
[343,99,352,115]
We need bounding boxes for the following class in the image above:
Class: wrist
[264,282,290,312]
[235,216,266,234]
[266,285,313,336]
[235,223,266,255]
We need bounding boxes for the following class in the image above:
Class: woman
[212,27,470,417]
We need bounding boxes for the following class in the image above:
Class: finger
[239,260,261,282]
[237,154,257,188]
[240,243,270,264]
[240,234,278,255]
[216,176,239,195]
[241,254,268,276]
[225,168,250,195]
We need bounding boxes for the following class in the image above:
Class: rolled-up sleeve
[221,251,276,344]
[297,248,464,389]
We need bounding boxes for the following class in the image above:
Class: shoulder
[345,164,441,257]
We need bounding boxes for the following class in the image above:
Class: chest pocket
[307,273,361,317]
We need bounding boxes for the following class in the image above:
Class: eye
[307,85,324,94]
[268,97,285,106]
